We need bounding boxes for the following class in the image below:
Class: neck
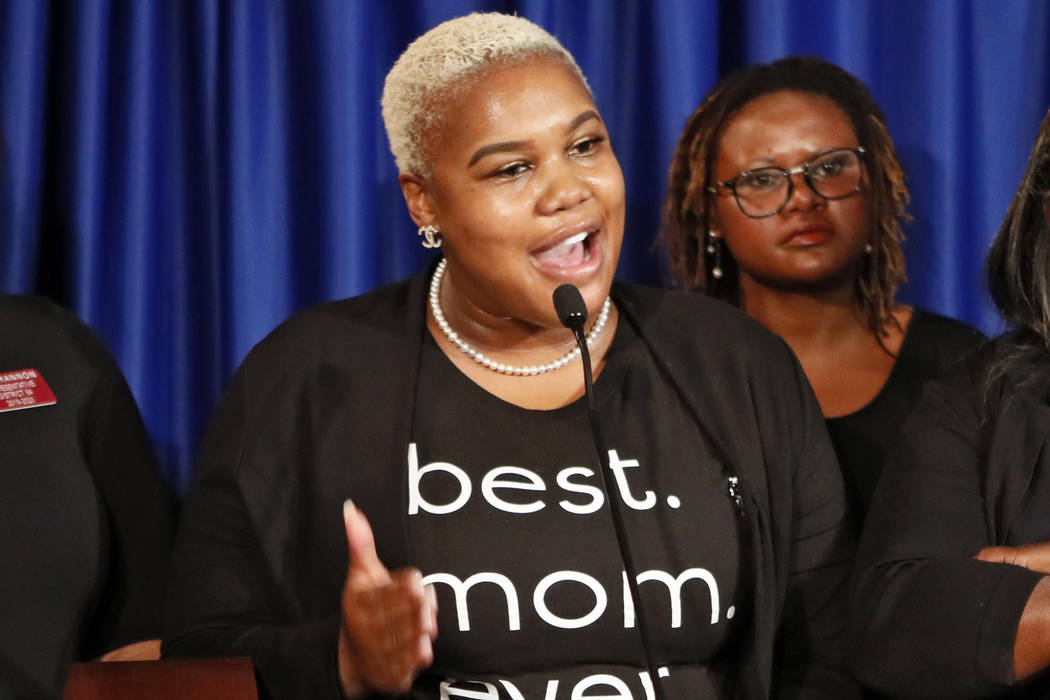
[430,260,612,372]
[740,277,869,355]
[447,297,580,358]
[444,289,577,359]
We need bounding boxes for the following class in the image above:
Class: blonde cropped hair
[381,12,587,178]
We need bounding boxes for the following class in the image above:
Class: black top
[0,296,173,698]
[410,319,747,696]
[162,272,857,700]
[825,309,984,522]
[852,338,1050,698]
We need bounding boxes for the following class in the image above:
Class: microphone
[553,284,666,700]
[553,284,588,332]
[553,284,596,411]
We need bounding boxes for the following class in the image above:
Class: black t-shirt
[0,296,173,698]
[408,317,748,698]
[825,310,984,524]
[163,277,857,699]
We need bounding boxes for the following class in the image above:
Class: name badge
[0,368,58,413]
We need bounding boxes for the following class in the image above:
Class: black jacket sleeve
[851,366,1044,699]
[62,305,175,658]
[619,287,858,699]
[772,350,859,700]
[161,359,356,700]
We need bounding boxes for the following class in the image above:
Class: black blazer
[853,340,1050,699]
[164,266,857,699]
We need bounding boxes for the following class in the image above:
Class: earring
[706,230,724,279]
[864,242,874,254]
[418,225,441,249]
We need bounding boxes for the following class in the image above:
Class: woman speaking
[163,13,856,699]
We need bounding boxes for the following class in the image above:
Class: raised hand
[337,500,438,697]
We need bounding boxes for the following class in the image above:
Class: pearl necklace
[429,258,612,376]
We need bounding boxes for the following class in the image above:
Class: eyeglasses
[707,147,866,218]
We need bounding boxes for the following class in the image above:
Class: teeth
[534,230,591,267]
[562,231,589,247]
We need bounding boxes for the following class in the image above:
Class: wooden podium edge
[64,656,258,700]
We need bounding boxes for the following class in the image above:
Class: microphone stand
[554,284,667,700]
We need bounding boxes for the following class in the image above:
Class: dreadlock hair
[984,108,1050,387]
[661,56,909,338]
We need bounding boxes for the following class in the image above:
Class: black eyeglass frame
[706,146,867,219]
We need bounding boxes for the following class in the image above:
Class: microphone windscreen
[553,284,588,330]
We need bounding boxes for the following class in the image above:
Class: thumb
[343,500,390,582]
[975,546,1018,567]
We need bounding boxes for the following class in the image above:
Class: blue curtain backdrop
[1,0,1048,492]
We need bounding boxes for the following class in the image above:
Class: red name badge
[0,368,58,413]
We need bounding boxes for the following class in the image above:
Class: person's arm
[163,362,349,699]
[99,640,162,661]
[974,543,1050,681]
[773,353,859,700]
[74,321,174,659]
[163,359,435,699]
[1012,576,1050,681]
[164,474,348,698]
[852,372,1045,699]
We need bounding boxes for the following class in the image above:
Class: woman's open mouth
[531,229,603,279]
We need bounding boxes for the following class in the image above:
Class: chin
[777,269,856,294]
[580,271,615,307]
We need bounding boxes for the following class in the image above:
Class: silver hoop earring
[706,230,724,280]
[418,225,442,249]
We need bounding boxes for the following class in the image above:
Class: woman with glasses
[852,108,1050,698]
[662,56,983,525]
